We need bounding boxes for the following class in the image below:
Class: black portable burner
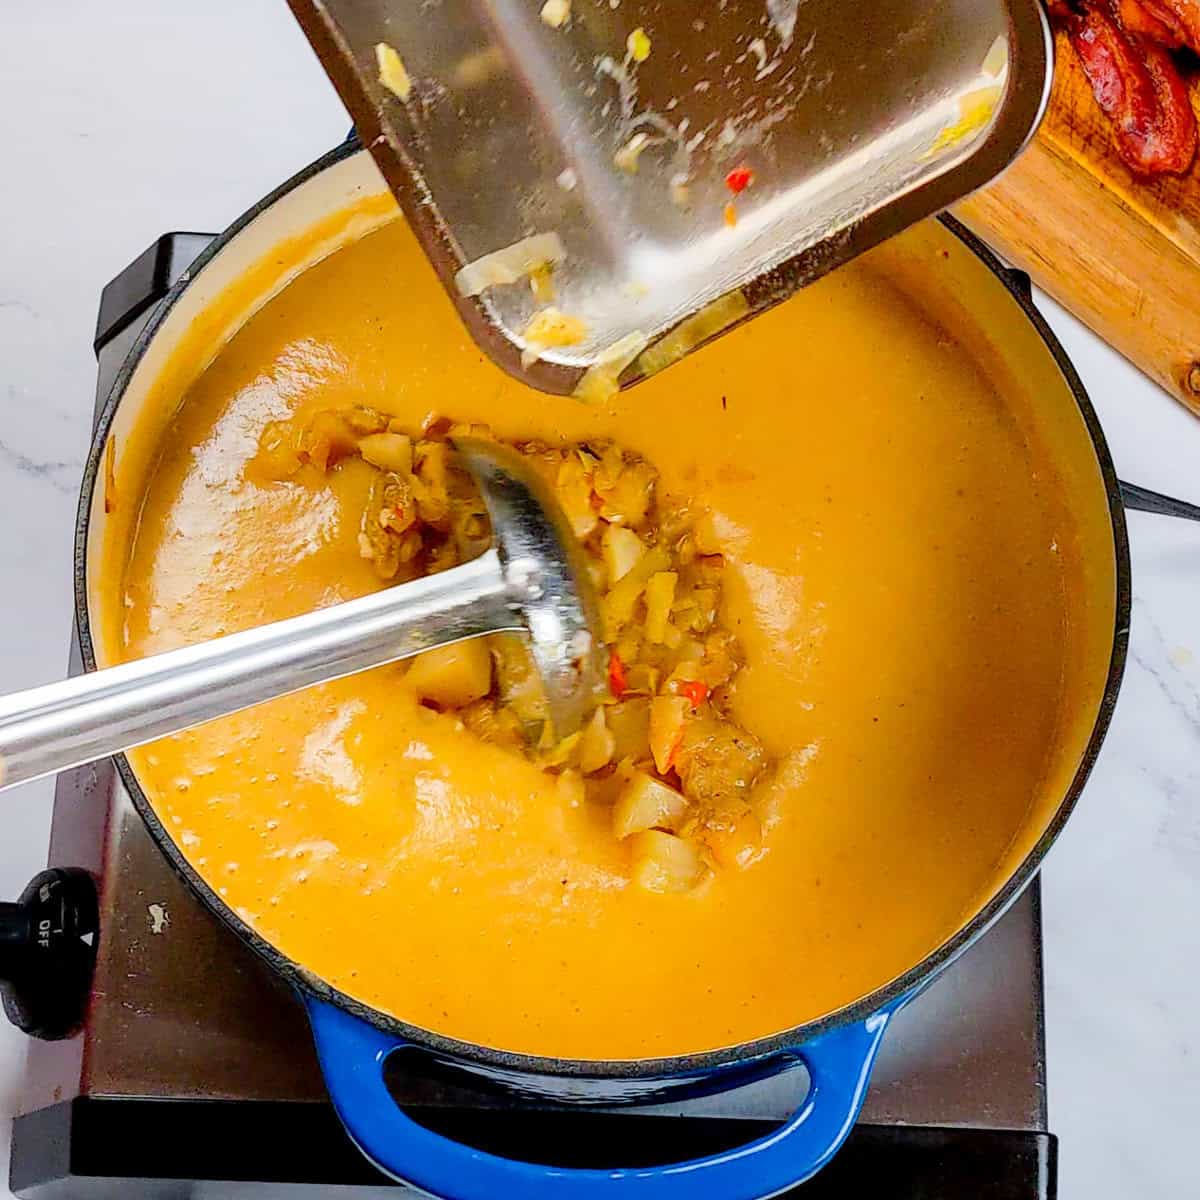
[4,235,1055,1198]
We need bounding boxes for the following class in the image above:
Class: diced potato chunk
[602,546,670,640]
[601,524,645,583]
[555,456,598,540]
[643,571,677,643]
[406,640,493,709]
[602,575,644,641]
[606,698,650,762]
[358,432,413,475]
[613,771,688,838]
[666,660,703,687]
[579,708,616,774]
[649,695,689,774]
[629,831,704,893]
[247,420,302,483]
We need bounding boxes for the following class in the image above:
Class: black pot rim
[73,141,1133,1083]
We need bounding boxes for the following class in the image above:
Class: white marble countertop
[0,3,1196,1198]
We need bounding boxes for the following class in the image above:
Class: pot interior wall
[865,223,1119,922]
[87,151,398,664]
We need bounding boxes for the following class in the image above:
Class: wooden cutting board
[955,26,1200,417]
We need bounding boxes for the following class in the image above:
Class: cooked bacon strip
[1069,4,1197,174]
[1147,0,1200,49]
[1137,35,1199,170]
[1116,0,1187,46]
[1070,6,1158,125]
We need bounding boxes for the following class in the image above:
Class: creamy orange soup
[103,212,1110,1059]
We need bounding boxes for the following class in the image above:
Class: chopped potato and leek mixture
[247,406,774,893]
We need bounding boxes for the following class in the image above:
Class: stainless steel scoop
[288,0,1050,395]
[0,440,602,793]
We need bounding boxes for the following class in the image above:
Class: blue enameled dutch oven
[74,141,1155,1198]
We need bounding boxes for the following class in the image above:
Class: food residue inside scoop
[573,330,649,403]
[540,0,571,28]
[529,261,556,304]
[520,307,588,366]
[614,132,652,173]
[627,27,652,62]
[638,292,751,378]
[926,84,1002,158]
[982,34,1008,78]
[766,0,800,48]
[454,232,566,296]
[452,45,508,89]
[725,165,755,194]
[375,42,412,102]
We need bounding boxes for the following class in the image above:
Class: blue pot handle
[306,995,901,1200]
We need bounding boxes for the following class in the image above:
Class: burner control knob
[0,868,98,1040]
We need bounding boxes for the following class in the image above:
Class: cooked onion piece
[454,232,566,297]
[638,292,751,379]
[573,330,648,403]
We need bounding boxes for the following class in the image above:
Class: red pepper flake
[724,164,754,194]
[607,650,629,698]
[723,201,738,227]
[677,679,710,710]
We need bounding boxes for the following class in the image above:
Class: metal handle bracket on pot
[305,997,902,1200]
[1119,480,1200,522]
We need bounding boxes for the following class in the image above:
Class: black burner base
[11,1097,1054,1199]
